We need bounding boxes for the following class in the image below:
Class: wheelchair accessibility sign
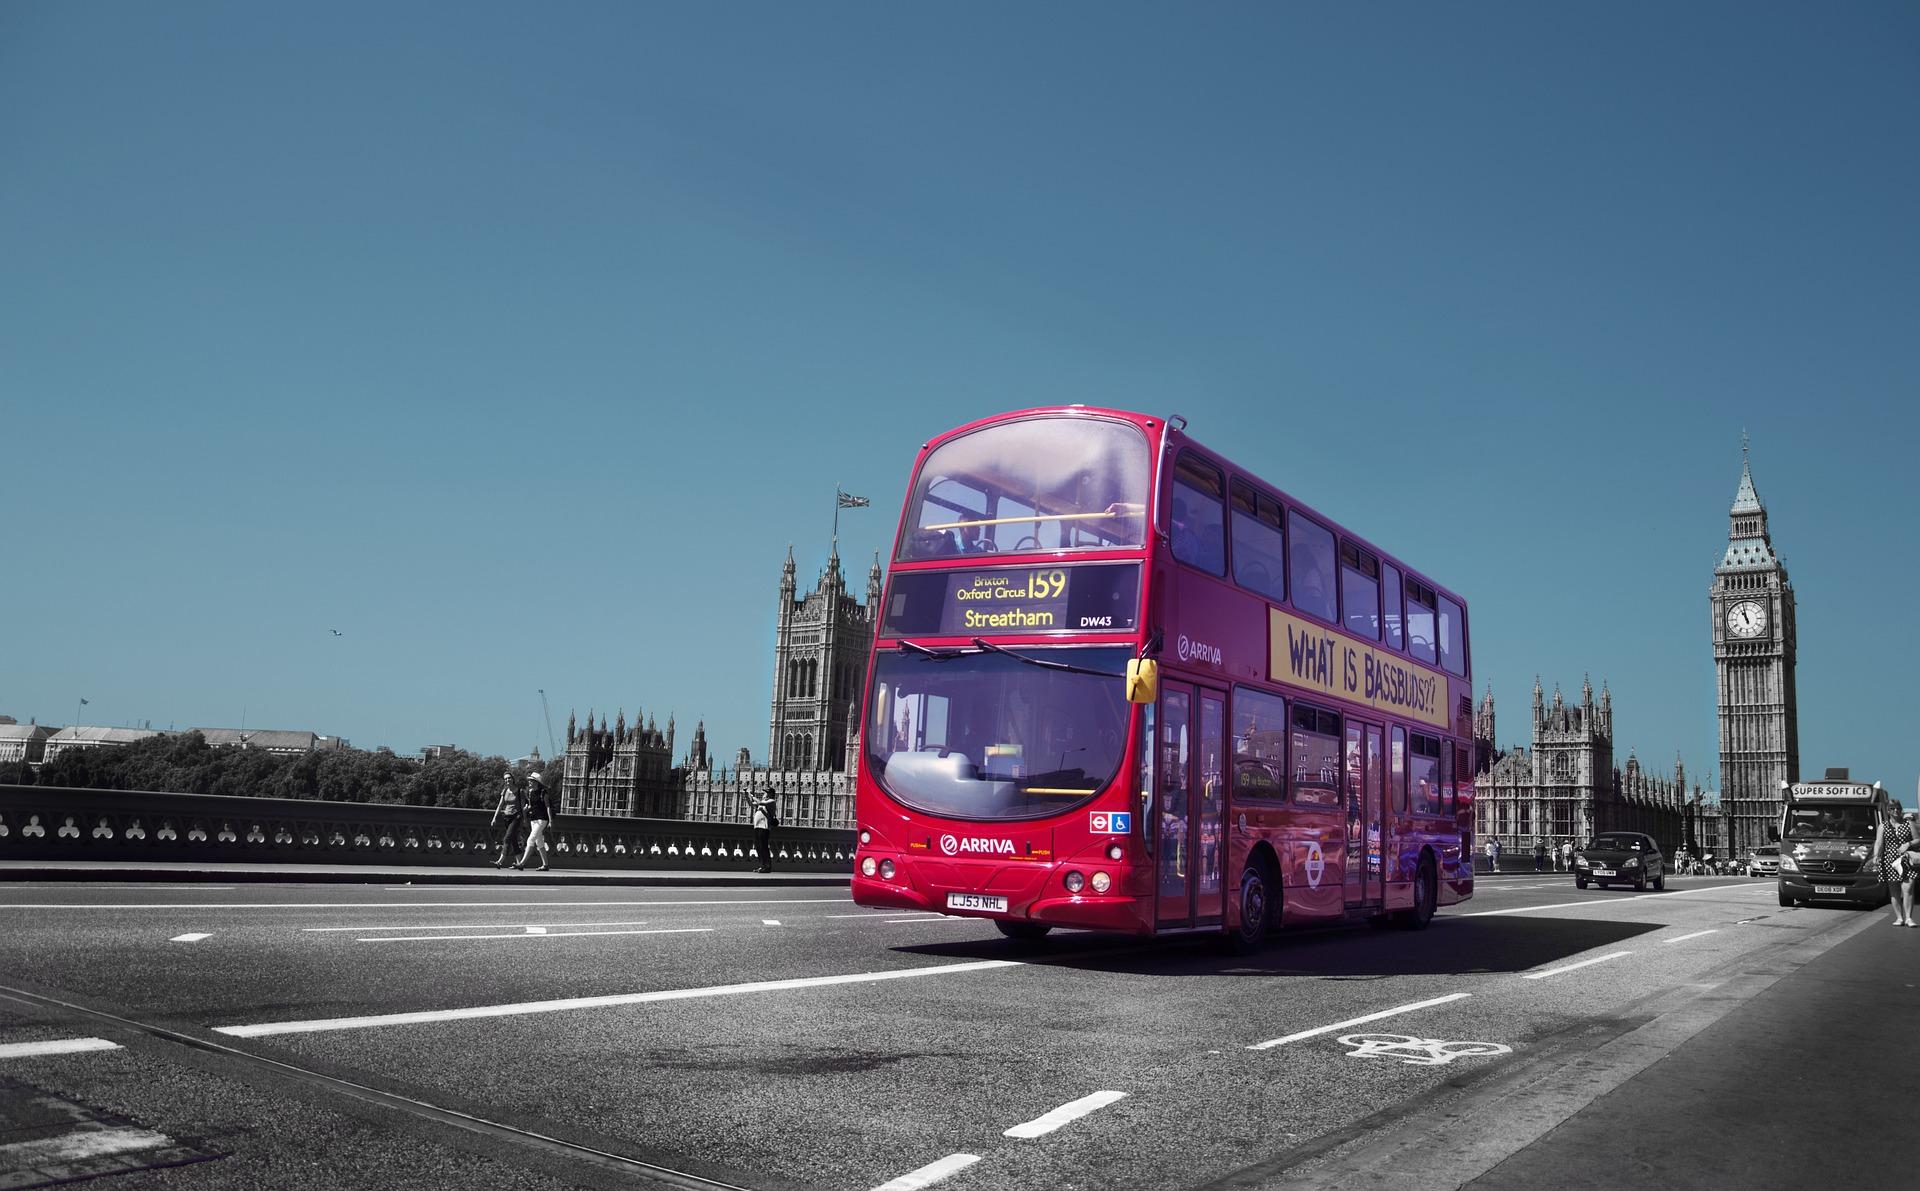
[1090,812,1132,833]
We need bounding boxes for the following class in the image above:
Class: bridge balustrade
[0,785,853,871]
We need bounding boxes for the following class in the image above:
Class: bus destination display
[883,564,1140,637]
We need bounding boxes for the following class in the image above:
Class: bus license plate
[946,892,1008,913]
[1814,885,1846,895]
[1592,868,1616,877]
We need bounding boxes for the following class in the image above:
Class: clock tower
[1711,442,1799,859]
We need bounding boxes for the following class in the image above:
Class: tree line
[7,731,528,809]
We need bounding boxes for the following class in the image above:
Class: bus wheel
[994,920,1052,943]
[1227,858,1276,953]
[1394,858,1436,930]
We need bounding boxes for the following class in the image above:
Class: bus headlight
[1091,871,1113,894]
[880,859,896,880]
[1064,870,1086,894]
[859,829,871,846]
[1106,843,1124,861]
[861,857,877,877]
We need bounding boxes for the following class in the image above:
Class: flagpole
[833,485,841,551]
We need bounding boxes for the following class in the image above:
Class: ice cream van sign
[1269,608,1449,729]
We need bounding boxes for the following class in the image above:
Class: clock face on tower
[1726,600,1768,638]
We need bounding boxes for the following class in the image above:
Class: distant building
[558,540,882,830]
[1711,443,1800,859]
[193,729,348,755]
[558,710,679,818]
[0,723,55,765]
[1472,680,1710,857]
[419,744,463,762]
[42,726,167,763]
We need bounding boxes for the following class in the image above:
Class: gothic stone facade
[1473,679,1718,859]
[560,543,880,830]
[1712,449,1800,859]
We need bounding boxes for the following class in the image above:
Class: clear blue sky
[4,2,1915,796]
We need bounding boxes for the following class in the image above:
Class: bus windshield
[898,416,1151,560]
[866,645,1131,820]
[1784,805,1877,841]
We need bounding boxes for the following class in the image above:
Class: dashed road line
[0,1037,122,1060]
[1523,952,1632,980]
[170,933,212,943]
[1665,929,1719,943]
[304,920,654,932]
[762,920,782,926]
[356,927,712,944]
[215,958,1024,1036]
[1249,993,1472,1050]
[1003,1090,1128,1138]
[869,1153,980,1191]
[0,898,849,910]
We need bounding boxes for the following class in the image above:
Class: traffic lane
[205,898,1770,1188]
[0,1021,617,1191]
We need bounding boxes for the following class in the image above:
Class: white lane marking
[1249,993,1472,1050]
[883,917,977,925]
[0,1037,122,1059]
[825,911,940,918]
[0,1125,173,1165]
[170,932,212,943]
[358,927,712,943]
[1464,884,1763,916]
[305,919,654,932]
[1003,1090,1128,1138]
[0,898,851,910]
[1523,952,1633,980]
[216,958,1024,1037]
[870,1153,981,1191]
[1665,929,1720,944]
[762,920,781,926]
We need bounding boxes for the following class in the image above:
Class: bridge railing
[0,785,853,871]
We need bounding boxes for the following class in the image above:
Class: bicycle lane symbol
[1337,1033,1513,1067]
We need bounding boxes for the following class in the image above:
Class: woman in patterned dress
[1883,807,1917,927]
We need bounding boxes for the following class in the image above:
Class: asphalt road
[0,873,1890,1190]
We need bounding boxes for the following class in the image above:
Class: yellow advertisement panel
[1268,608,1450,730]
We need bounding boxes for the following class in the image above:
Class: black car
[1575,832,1665,891]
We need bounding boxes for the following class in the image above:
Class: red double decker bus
[851,407,1475,948]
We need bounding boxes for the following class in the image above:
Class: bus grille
[1797,858,1861,875]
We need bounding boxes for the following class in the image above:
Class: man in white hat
[513,770,555,871]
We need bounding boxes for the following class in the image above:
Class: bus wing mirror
[1766,825,1780,842]
[1125,658,1159,704]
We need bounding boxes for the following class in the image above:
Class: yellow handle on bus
[1126,657,1159,704]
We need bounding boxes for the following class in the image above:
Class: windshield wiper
[898,641,963,661]
[970,638,1126,679]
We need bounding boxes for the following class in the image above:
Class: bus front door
[1344,721,1386,912]
[1156,682,1225,929]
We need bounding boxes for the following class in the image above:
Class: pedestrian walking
[1560,840,1574,873]
[513,770,555,871]
[1483,837,1497,874]
[748,786,777,873]
[1875,803,1916,927]
[490,770,525,868]
[1533,839,1547,872]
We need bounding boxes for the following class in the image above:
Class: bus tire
[994,920,1052,943]
[1394,857,1436,930]
[1226,856,1277,953]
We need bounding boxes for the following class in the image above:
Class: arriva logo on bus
[939,834,1017,856]
[1268,608,1450,729]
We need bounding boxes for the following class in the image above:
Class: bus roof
[913,405,1468,613]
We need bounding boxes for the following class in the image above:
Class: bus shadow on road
[896,916,1665,979]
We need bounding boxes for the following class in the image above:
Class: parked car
[1746,845,1782,877]
[1575,832,1665,891]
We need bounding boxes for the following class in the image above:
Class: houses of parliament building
[556,541,880,830]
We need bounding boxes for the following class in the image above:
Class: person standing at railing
[513,771,555,872]
[490,771,525,869]
[747,787,777,874]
